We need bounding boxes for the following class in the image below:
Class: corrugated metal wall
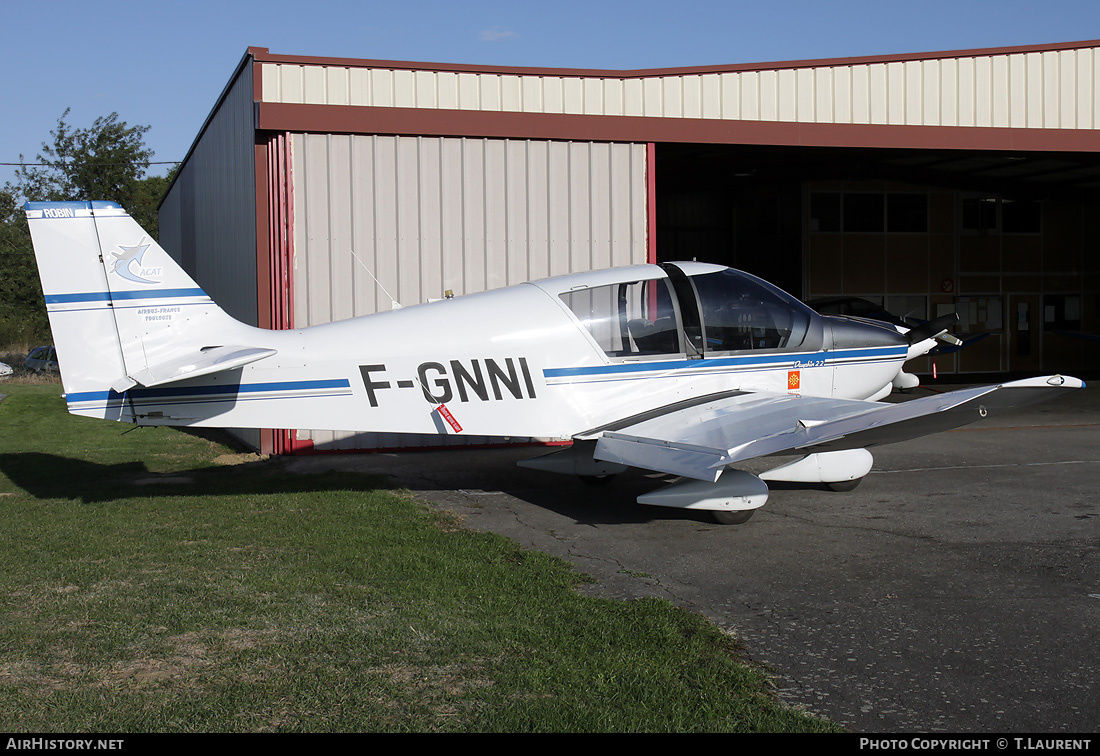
[290,133,647,449]
[261,46,1100,130]
[159,61,262,451]
[159,63,258,325]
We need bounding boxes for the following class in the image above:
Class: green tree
[1,109,170,347]
[13,108,153,204]
[128,168,177,238]
[0,188,49,346]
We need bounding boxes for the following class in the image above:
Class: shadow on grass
[0,451,394,504]
[0,439,862,526]
[1,447,781,528]
[0,441,700,526]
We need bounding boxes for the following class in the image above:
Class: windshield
[689,269,812,351]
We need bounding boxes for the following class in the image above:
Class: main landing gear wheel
[711,509,755,525]
[579,474,617,486]
[826,478,863,492]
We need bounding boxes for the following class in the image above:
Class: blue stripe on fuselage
[542,347,906,379]
[65,378,352,405]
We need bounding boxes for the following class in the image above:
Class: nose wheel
[711,509,755,525]
[579,474,617,486]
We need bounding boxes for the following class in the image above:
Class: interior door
[1008,294,1041,373]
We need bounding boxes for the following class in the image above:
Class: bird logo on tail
[107,238,160,284]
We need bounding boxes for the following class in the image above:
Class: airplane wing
[581,375,1083,482]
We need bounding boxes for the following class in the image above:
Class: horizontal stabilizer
[113,346,277,392]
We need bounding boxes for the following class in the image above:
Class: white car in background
[0,362,12,379]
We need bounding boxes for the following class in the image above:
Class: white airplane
[25,201,1084,524]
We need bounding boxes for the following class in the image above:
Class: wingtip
[1001,374,1085,390]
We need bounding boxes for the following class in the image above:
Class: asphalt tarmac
[287,382,1100,733]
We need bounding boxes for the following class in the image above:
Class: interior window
[689,269,812,351]
[560,278,680,358]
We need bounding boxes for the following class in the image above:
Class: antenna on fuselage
[349,249,402,310]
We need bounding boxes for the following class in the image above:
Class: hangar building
[160,41,1100,454]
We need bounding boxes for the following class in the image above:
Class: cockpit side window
[559,278,681,358]
[690,269,812,351]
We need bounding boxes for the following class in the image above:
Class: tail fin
[25,201,273,418]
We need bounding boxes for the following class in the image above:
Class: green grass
[0,383,838,732]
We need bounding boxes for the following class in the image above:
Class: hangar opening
[655,142,1100,376]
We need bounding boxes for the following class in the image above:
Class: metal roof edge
[249,39,1100,79]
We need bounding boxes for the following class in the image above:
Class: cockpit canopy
[554,263,817,360]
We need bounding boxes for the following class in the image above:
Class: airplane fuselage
[60,263,910,440]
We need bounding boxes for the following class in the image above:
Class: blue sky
[3,0,1100,189]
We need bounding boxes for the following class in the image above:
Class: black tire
[711,509,755,525]
[826,478,862,492]
[579,474,616,486]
